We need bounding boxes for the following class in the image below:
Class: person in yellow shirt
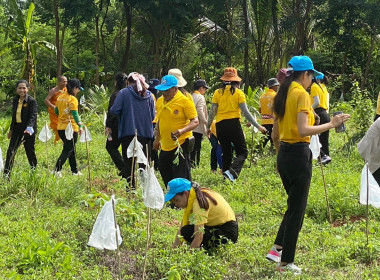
[267,56,350,275]
[53,78,84,177]
[207,67,266,182]
[45,76,67,143]
[165,178,238,250]
[375,92,380,121]
[259,78,279,149]
[310,74,331,164]
[153,75,199,187]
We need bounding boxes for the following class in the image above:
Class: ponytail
[220,81,240,95]
[192,182,217,210]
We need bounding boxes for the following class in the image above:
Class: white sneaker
[72,171,83,176]
[54,171,62,178]
[266,246,282,263]
[276,262,302,275]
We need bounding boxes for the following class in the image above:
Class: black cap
[193,79,209,90]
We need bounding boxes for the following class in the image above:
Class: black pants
[374,114,380,122]
[216,118,247,179]
[106,128,124,172]
[181,221,238,250]
[372,167,380,186]
[121,136,151,188]
[4,123,37,176]
[274,142,312,263]
[151,124,159,170]
[55,130,78,173]
[315,108,330,156]
[190,132,203,168]
[159,140,191,187]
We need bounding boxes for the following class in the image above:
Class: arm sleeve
[239,103,260,129]
[55,106,59,115]
[71,110,82,126]
[10,97,17,130]
[196,97,208,125]
[106,93,117,127]
[312,96,320,109]
[207,103,218,129]
[26,99,38,128]
[110,90,124,116]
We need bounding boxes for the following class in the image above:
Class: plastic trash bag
[103,111,107,127]
[65,122,74,140]
[38,122,52,142]
[0,147,4,173]
[80,126,92,142]
[80,95,86,107]
[360,165,380,208]
[88,195,122,250]
[141,166,164,210]
[127,137,148,165]
[309,135,322,160]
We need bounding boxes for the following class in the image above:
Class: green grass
[0,114,380,279]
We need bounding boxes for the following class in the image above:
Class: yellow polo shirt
[16,99,23,123]
[156,91,197,151]
[56,92,79,132]
[278,81,314,144]
[212,86,246,122]
[259,88,276,125]
[376,92,380,115]
[310,83,329,111]
[191,190,236,226]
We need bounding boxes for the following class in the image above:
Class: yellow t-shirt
[56,92,79,132]
[259,88,276,125]
[191,190,236,226]
[212,86,246,122]
[376,92,380,115]
[156,91,197,151]
[16,99,23,123]
[278,81,315,144]
[310,83,329,111]
[210,120,217,137]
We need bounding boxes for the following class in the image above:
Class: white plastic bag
[65,122,74,140]
[103,111,107,127]
[88,195,122,250]
[0,147,4,173]
[360,165,380,208]
[38,122,52,142]
[309,135,322,160]
[80,95,86,107]
[142,166,164,210]
[127,137,148,165]
[80,126,92,142]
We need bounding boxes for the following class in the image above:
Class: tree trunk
[225,0,233,66]
[95,15,100,85]
[54,0,62,77]
[121,1,132,72]
[242,0,250,93]
[101,0,110,85]
[361,28,376,90]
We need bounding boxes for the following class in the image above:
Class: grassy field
[0,111,380,280]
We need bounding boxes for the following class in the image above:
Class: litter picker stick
[366,163,370,255]
[318,155,332,223]
[6,135,25,177]
[84,127,91,191]
[142,207,152,280]
[111,195,122,280]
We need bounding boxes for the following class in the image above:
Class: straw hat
[168,69,187,87]
[220,67,242,82]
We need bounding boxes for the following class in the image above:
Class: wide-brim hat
[168,69,187,87]
[288,56,323,77]
[220,67,242,82]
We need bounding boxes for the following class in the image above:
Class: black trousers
[374,114,380,122]
[181,221,238,250]
[315,108,330,156]
[55,130,78,173]
[4,123,37,176]
[216,118,248,179]
[121,136,151,188]
[159,140,191,187]
[150,124,159,170]
[372,167,380,186]
[190,132,203,168]
[274,142,312,263]
[106,128,124,172]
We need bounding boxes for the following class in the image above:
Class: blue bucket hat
[288,56,323,77]
[164,178,191,202]
[155,75,178,91]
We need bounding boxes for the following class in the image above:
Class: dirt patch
[332,215,366,227]
[97,249,142,279]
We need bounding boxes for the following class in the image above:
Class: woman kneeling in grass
[166,178,238,250]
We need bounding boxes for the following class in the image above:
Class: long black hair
[220,81,240,95]
[273,70,313,119]
[191,182,218,210]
